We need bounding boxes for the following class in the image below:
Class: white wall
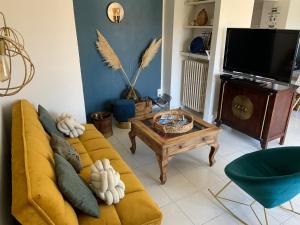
[285,0,300,29]
[169,0,191,108]
[162,0,174,96]
[251,0,264,28]
[277,0,291,28]
[0,0,86,224]
[162,0,190,108]
[203,0,254,122]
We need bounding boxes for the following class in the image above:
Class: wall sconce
[107,2,124,23]
[0,12,34,97]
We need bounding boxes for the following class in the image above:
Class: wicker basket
[153,110,194,134]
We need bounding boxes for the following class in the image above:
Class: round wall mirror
[107,2,124,23]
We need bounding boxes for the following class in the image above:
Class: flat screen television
[223,28,300,84]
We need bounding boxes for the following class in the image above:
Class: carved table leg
[260,140,268,150]
[156,152,168,184]
[279,135,286,145]
[129,130,136,154]
[209,141,219,167]
[215,119,222,127]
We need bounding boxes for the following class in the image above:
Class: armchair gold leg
[209,181,300,225]
[280,201,300,216]
[290,201,294,211]
[250,201,263,225]
[208,181,248,225]
[209,182,267,225]
[264,208,268,225]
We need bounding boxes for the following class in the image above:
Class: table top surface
[130,108,220,144]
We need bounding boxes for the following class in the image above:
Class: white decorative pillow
[90,159,125,205]
[57,113,85,138]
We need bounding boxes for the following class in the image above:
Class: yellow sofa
[11,100,162,225]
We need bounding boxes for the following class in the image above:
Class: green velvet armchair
[209,146,300,225]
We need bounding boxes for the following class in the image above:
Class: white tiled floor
[107,111,300,225]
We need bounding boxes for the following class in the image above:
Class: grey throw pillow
[38,105,64,138]
[51,134,82,173]
[55,153,100,218]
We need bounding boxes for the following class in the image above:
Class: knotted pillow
[57,113,85,138]
[90,159,125,205]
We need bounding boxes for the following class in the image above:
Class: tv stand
[237,77,268,87]
[216,75,295,149]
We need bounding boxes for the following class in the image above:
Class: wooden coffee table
[129,108,221,184]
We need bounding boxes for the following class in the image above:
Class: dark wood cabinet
[216,75,295,149]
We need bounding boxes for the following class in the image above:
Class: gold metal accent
[250,201,263,225]
[208,182,247,225]
[264,208,268,225]
[0,12,35,97]
[219,81,227,120]
[280,201,300,216]
[260,94,271,139]
[292,95,300,111]
[117,122,131,129]
[209,182,300,225]
[231,95,254,120]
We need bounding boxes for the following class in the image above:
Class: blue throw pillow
[54,153,100,217]
[38,105,64,137]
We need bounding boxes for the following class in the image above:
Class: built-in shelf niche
[182,1,215,58]
[181,51,210,61]
[184,25,213,29]
[185,0,215,6]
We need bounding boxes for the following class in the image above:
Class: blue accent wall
[73,0,162,117]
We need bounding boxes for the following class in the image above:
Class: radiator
[182,60,208,113]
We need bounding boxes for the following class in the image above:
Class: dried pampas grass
[132,38,162,86]
[96,30,135,96]
[96,29,161,94]
[140,38,162,69]
[96,29,122,71]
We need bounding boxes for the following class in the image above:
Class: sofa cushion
[78,205,121,225]
[55,153,99,218]
[51,133,82,173]
[38,104,64,137]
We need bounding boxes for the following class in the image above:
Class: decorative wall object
[96,30,137,99]
[96,30,161,100]
[131,38,162,88]
[107,2,124,23]
[196,9,208,26]
[189,32,211,55]
[267,6,280,29]
[189,36,205,54]
[231,95,254,120]
[0,12,34,97]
